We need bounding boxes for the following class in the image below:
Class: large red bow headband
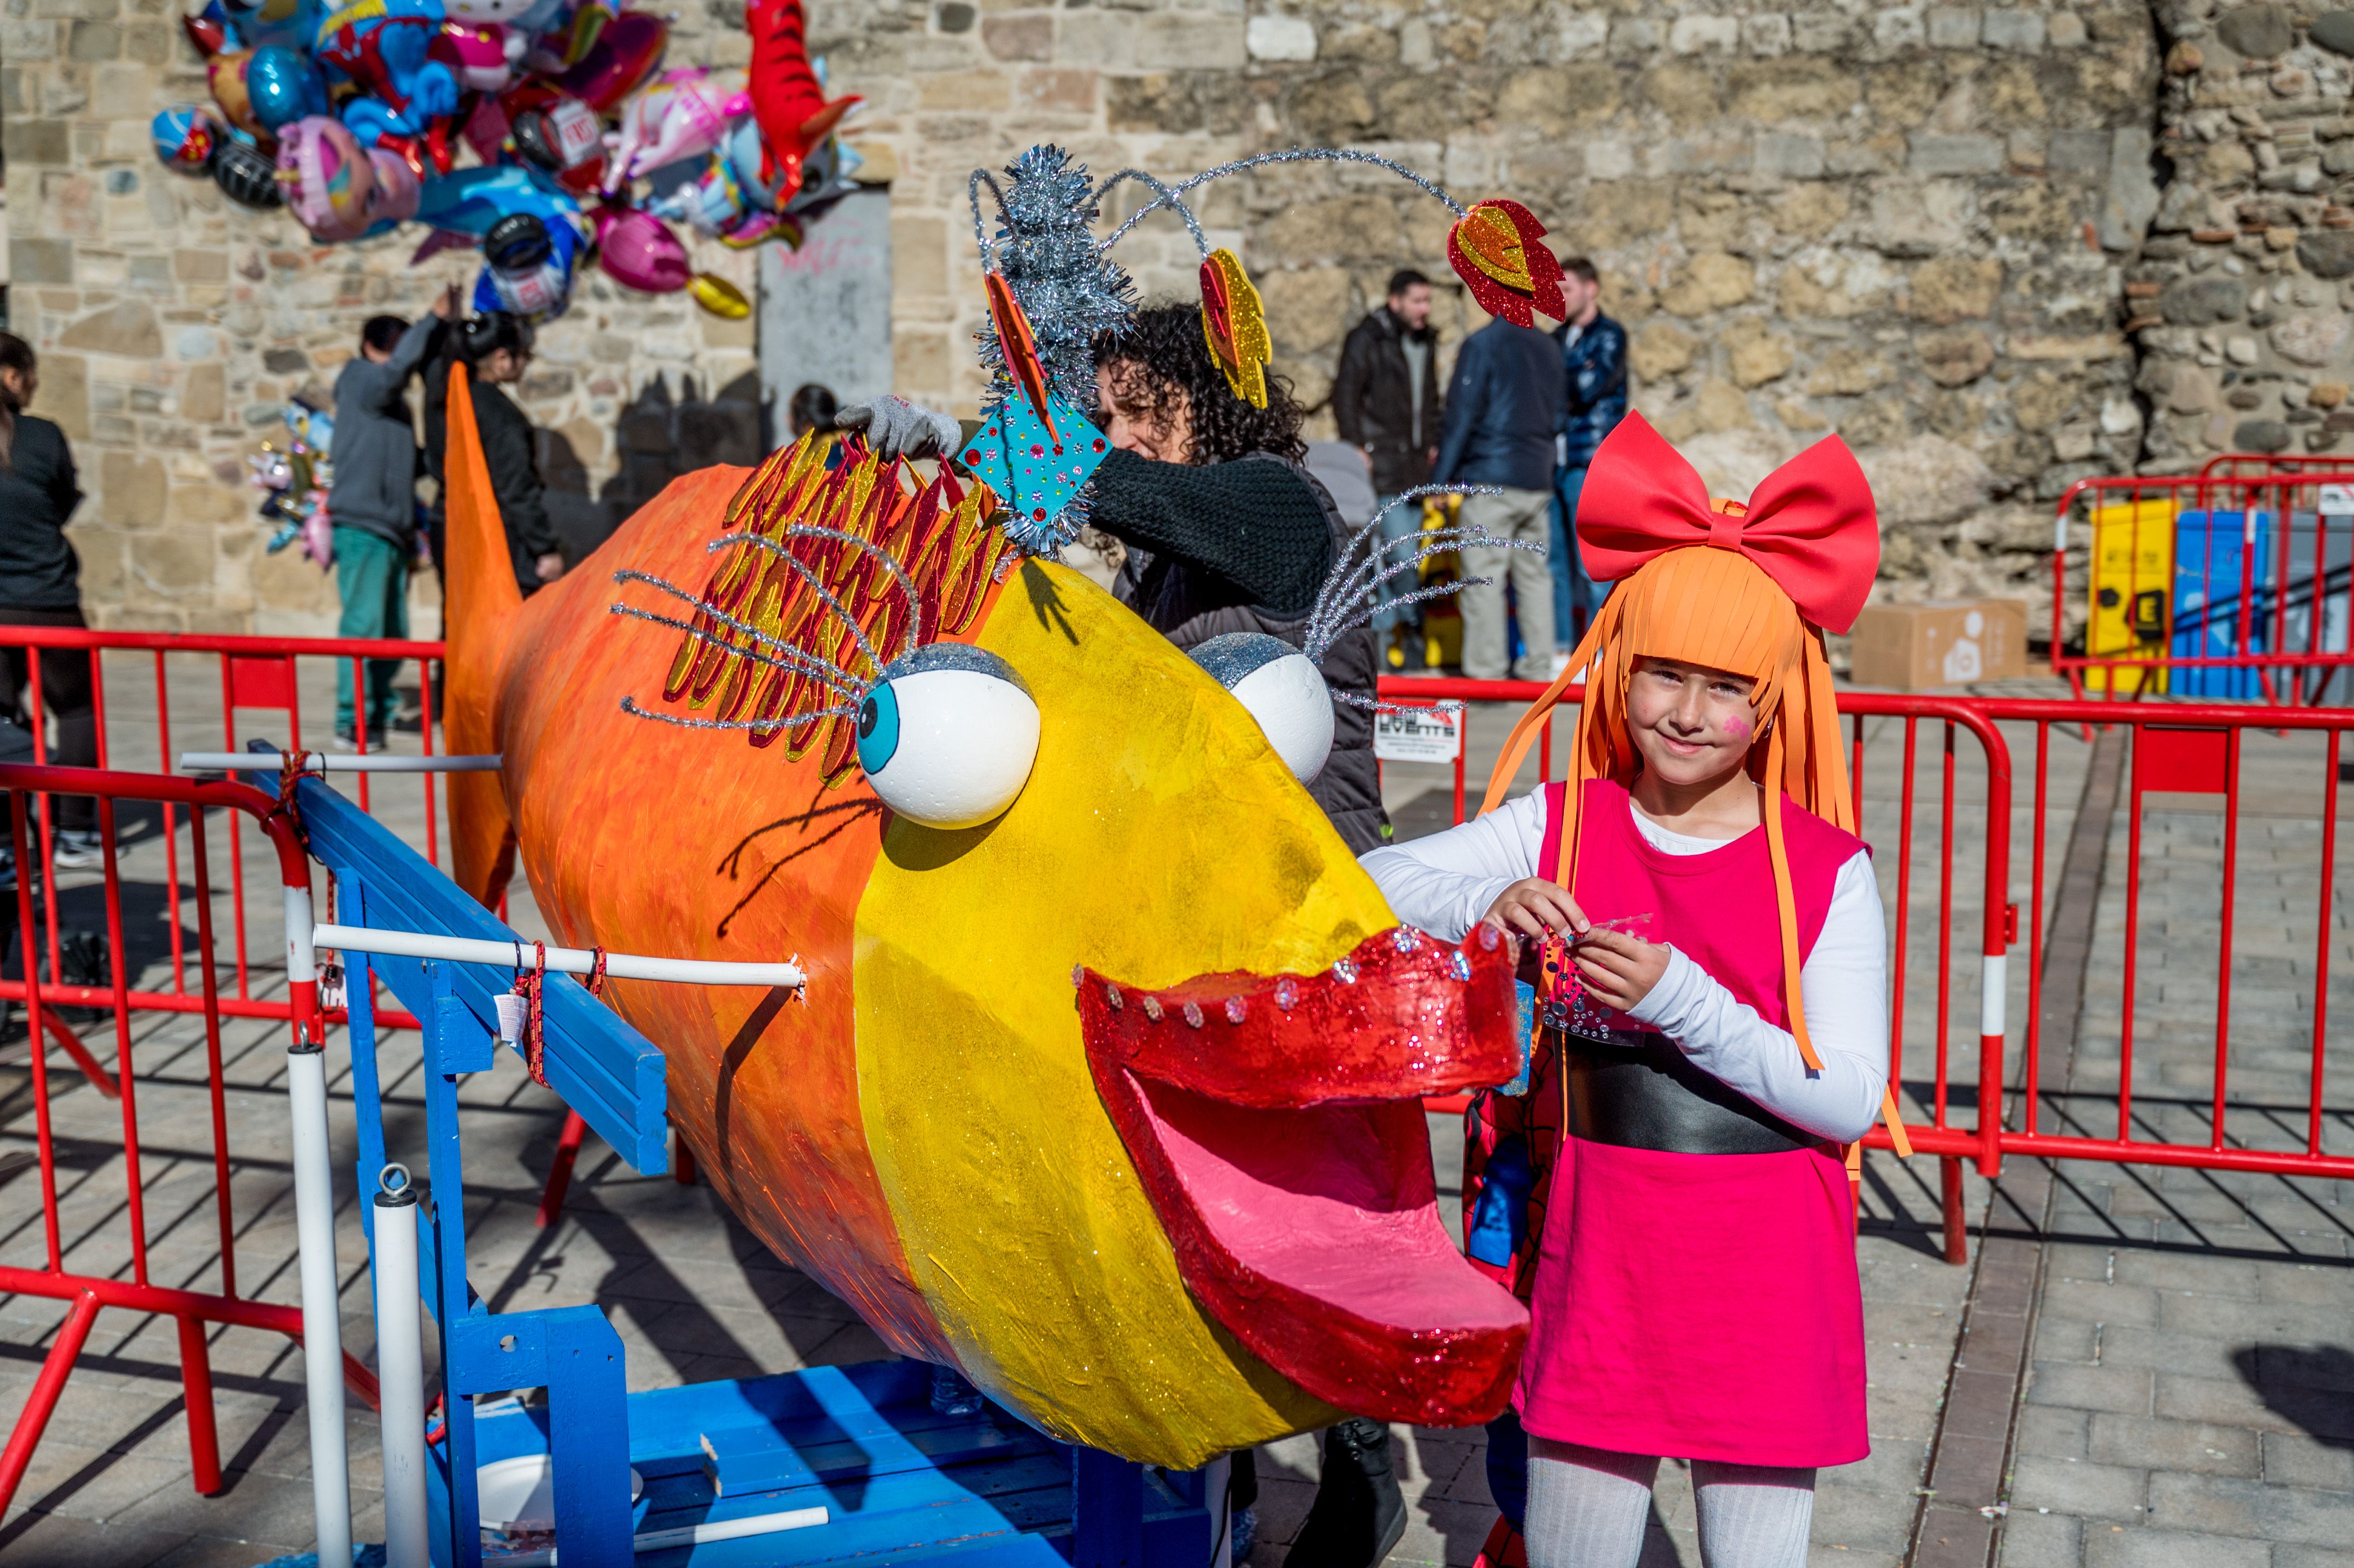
[1575,412,1880,635]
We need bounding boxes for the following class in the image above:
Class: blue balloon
[219,0,324,53]
[151,104,222,174]
[246,45,329,132]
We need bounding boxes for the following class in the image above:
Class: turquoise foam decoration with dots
[956,390,1108,555]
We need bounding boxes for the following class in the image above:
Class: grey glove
[836,395,962,463]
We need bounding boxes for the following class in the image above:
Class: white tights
[1523,1439,1815,1568]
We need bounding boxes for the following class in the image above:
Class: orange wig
[1477,415,1908,1149]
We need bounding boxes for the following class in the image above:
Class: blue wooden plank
[291,776,668,1173]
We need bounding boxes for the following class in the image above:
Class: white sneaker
[50,830,120,869]
[1550,650,1573,679]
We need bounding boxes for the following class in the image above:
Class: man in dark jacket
[1549,256,1628,646]
[327,283,458,743]
[1332,271,1442,666]
[1431,314,1566,682]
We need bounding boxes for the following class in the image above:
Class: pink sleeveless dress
[1513,779,1869,1468]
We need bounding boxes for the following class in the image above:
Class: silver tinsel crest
[971,146,1136,411]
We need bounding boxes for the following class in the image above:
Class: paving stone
[2016,1403,2092,1460]
[2144,1469,2354,1544]
[1999,1506,2084,1567]
[2007,1455,2149,1521]
[2025,1362,2155,1416]
[2264,1430,2354,1491]
[2080,1524,2270,1568]
[2086,1413,2260,1478]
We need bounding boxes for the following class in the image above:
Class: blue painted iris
[856,682,900,776]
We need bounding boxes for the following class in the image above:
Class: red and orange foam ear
[1448,199,1567,327]
[984,270,1057,441]
[1199,248,1271,409]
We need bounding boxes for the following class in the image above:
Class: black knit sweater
[1086,448,1337,616]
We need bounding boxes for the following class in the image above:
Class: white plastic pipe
[311,924,807,990]
[286,1041,352,1567]
[373,1166,429,1568]
[179,751,503,774]
[500,1505,831,1565]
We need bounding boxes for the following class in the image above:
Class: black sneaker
[1284,1418,1406,1568]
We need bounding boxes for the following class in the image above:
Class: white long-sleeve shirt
[1361,791,1890,1143]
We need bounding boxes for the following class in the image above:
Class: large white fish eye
[856,645,1040,830]
[1189,632,1333,784]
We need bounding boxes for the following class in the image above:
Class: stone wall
[2131,3,2354,473]
[11,0,2338,644]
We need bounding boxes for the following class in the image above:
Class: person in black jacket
[1431,315,1566,681]
[1332,270,1443,668]
[424,313,565,598]
[0,331,106,869]
[1548,256,1629,645]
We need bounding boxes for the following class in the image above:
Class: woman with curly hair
[1087,302,1387,857]
[840,304,1389,856]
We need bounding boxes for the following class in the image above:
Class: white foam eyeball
[856,645,1040,830]
[1189,631,1334,785]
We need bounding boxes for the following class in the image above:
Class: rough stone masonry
[7,0,2341,641]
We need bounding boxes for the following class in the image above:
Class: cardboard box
[1847,599,2028,690]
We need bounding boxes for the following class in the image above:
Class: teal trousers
[333,526,411,737]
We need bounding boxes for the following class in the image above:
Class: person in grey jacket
[1431,316,1567,682]
[326,282,458,743]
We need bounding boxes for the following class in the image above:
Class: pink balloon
[276,116,375,242]
[367,147,421,224]
[597,208,691,293]
[558,11,668,116]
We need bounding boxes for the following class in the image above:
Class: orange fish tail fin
[442,361,523,908]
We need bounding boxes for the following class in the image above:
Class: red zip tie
[586,947,608,998]
[515,940,550,1088]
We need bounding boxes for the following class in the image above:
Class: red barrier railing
[0,764,378,1514]
[2050,471,2354,704]
[0,627,454,1033]
[1378,677,2354,1254]
[1378,677,2012,1260]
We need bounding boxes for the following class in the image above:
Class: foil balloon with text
[429,142,1562,1467]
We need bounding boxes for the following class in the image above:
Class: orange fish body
[441,374,1527,1467]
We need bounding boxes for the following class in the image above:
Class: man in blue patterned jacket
[1549,256,1628,649]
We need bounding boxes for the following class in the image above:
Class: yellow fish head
[853,557,1527,1468]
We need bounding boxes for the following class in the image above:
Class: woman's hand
[534,552,565,583]
[1480,878,1587,943]
[1571,927,1670,1013]
[836,396,962,462]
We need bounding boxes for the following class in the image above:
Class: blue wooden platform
[255,760,1221,1568]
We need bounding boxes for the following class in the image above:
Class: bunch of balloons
[153,0,860,321]
[252,399,336,569]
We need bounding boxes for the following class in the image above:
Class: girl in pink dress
[1363,413,1910,1568]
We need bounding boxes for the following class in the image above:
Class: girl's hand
[1572,927,1670,1012]
[1481,879,1588,943]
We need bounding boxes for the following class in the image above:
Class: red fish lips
[1078,926,1530,1428]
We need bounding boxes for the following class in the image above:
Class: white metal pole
[286,1039,352,1566]
[373,1165,429,1568]
[178,751,503,774]
[310,924,807,991]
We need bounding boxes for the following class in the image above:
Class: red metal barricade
[2050,469,2354,704]
[1377,677,2012,1261]
[0,628,455,1034]
[1377,677,2354,1258]
[0,764,378,1514]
